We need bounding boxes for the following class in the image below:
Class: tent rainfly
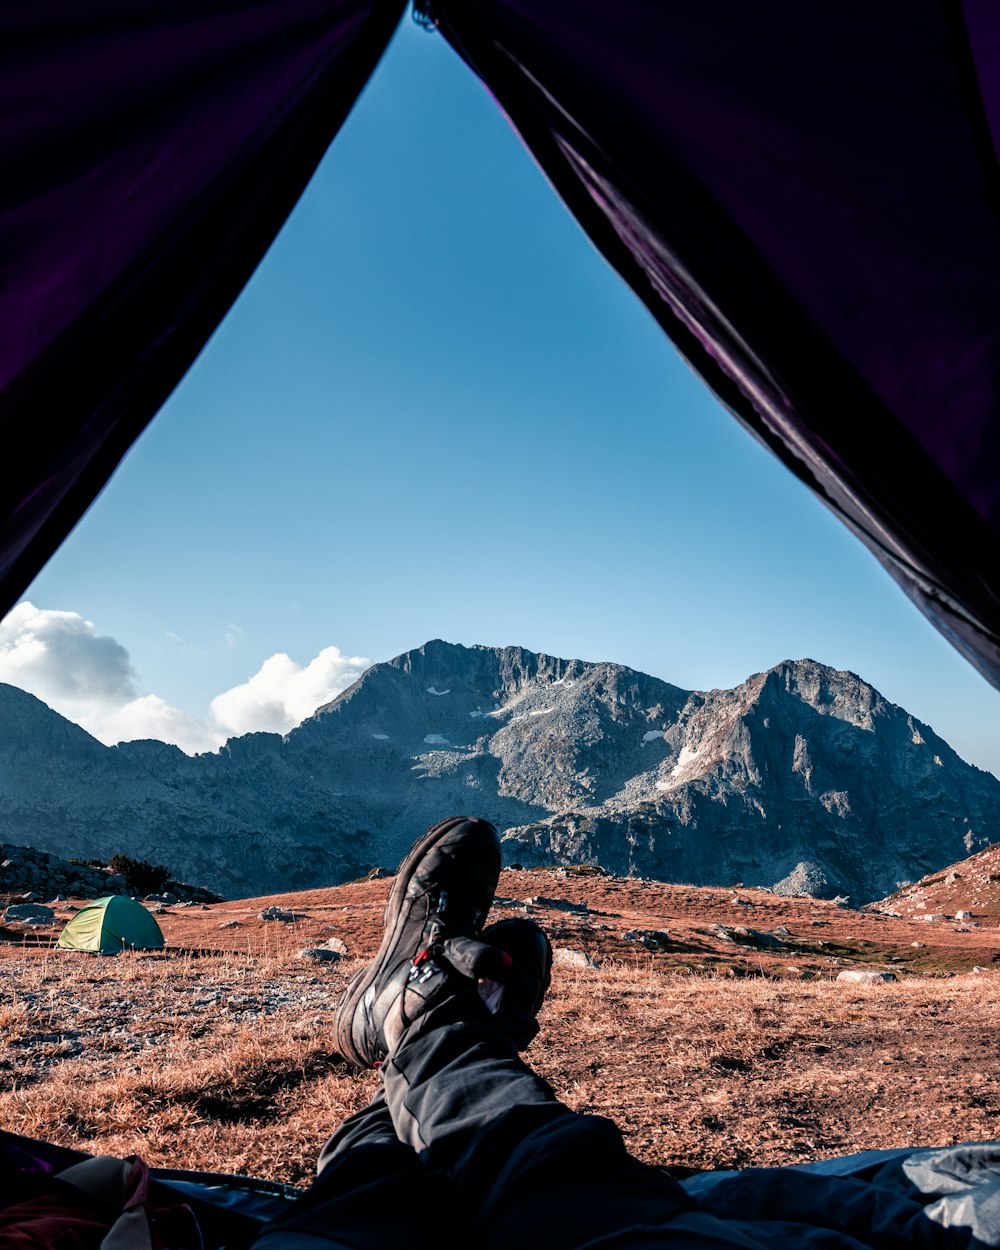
[6,3,1000,692]
[56,896,165,954]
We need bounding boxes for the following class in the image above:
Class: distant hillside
[872,842,1000,921]
[1,640,998,901]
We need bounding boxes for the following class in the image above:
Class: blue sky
[6,13,1000,776]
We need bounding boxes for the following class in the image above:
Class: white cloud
[0,602,137,705]
[209,646,370,737]
[87,696,221,755]
[0,602,370,755]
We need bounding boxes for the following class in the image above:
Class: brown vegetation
[2,865,1000,1187]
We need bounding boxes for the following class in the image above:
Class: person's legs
[314,1089,396,1172]
[323,815,709,1248]
[262,816,938,1250]
[381,988,700,1250]
[253,816,505,1250]
[251,1089,452,1250]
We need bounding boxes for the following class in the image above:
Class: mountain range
[1,640,998,902]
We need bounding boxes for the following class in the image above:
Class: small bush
[109,855,170,896]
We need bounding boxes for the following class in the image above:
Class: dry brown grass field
[3,860,1000,1187]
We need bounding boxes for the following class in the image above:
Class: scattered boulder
[524,896,589,914]
[955,910,973,920]
[0,844,222,905]
[258,906,302,923]
[164,880,223,904]
[218,920,241,929]
[298,948,342,963]
[3,903,55,925]
[707,925,786,949]
[554,947,600,969]
[1,846,109,901]
[836,969,897,984]
[621,929,671,950]
[319,936,349,955]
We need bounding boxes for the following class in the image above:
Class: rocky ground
[2,858,1000,1187]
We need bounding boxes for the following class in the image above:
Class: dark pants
[251,995,765,1250]
[254,992,972,1250]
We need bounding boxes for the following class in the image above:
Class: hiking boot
[334,816,502,1068]
[417,918,553,1048]
[476,918,553,1048]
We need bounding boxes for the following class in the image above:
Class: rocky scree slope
[0,842,219,907]
[0,641,997,902]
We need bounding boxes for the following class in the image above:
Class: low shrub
[109,855,171,896]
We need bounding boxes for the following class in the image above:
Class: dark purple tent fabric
[432,0,1000,689]
[4,2,1000,691]
[0,0,403,610]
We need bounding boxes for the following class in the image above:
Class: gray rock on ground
[523,896,589,914]
[836,969,897,984]
[4,903,55,924]
[621,929,671,949]
[259,907,302,923]
[553,947,600,969]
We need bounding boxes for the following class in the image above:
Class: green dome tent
[56,896,165,954]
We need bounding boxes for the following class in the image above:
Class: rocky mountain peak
[1,645,997,903]
[753,658,887,727]
[0,682,104,761]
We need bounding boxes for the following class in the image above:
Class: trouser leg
[314,1090,397,1174]
[382,995,700,1250]
[253,1090,455,1250]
